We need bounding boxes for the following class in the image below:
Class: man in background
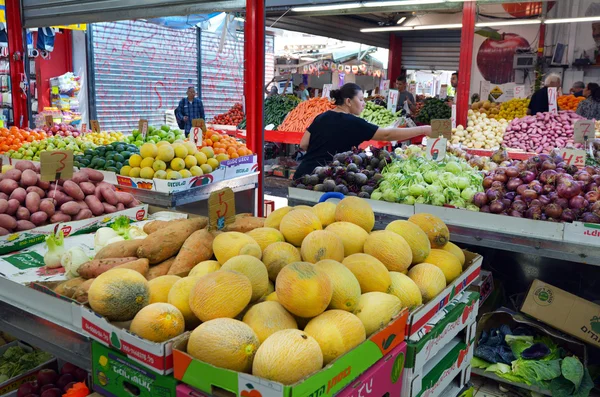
[297,83,310,101]
[527,73,561,115]
[451,72,458,97]
[571,81,585,97]
[395,75,416,113]
[175,86,205,136]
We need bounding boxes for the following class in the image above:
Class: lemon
[200,164,213,174]
[129,154,142,167]
[156,145,175,162]
[184,155,198,169]
[154,170,167,179]
[167,170,182,180]
[180,169,192,178]
[141,143,158,158]
[207,158,219,170]
[190,165,204,176]
[216,153,229,163]
[129,167,141,178]
[200,147,214,159]
[183,141,198,155]
[152,159,167,172]
[173,144,188,159]
[140,167,155,179]
[194,152,208,165]
[140,157,155,169]
[120,165,132,176]
[171,158,186,171]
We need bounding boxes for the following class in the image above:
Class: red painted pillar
[387,33,402,82]
[6,0,28,128]
[245,0,265,216]
[456,1,476,127]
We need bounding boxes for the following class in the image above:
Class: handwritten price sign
[90,120,101,133]
[81,123,87,134]
[381,80,390,97]
[574,120,595,143]
[322,84,333,99]
[138,119,149,140]
[451,104,457,129]
[560,148,586,168]
[387,89,399,112]
[208,187,236,231]
[431,119,452,139]
[514,85,525,99]
[45,115,54,127]
[426,137,447,161]
[40,150,74,182]
[548,87,558,114]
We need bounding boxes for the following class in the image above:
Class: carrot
[168,229,214,276]
[78,257,139,279]
[277,97,335,132]
[147,257,176,280]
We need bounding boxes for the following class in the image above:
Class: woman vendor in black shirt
[294,83,432,179]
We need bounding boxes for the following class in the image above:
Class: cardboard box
[521,279,598,349]
[173,309,409,397]
[563,221,600,247]
[336,341,407,397]
[176,384,210,397]
[91,341,177,397]
[468,270,494,308]
[0,341,57,395]
[406,251,482,339]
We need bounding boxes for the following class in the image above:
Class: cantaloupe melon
[300,230,344,263]
[262,242,302,282]
[325,221,369,256]
[189,270,252,321]
[423,249,462,283]
[264,292,279,302]
[385,220,431,264]
[408,263,446,302]
[311,202,337,227]
[293,205,313,211]
[334,196,375,232]
[188,260,221,278]
[442,242,466,267]
[265,206,293,229]
[213,232,262,264]
[353,292,402,336]
[279,209,322,246]
[188,318,259,373]
[342,253,391,293]
[167,276,202,328]
[88,268,150,321]
[252,329,323,384]
[129,303,185,342]
[408,213,449,248]
[315,260,361,312]
[221,255,269,302]
[275,262,332,318]
[364,231,412,272]
[388,272,423,310]
[304,310,365,364]
[243,301,298,343]
[148,275,181,304]
[246,227,285,251]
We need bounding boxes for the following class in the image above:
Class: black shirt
[294,111,378,179]
[528,87,550,115]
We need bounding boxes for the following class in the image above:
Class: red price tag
[559,148,586,168]
[426,137,447,161]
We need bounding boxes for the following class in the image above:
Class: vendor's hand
[183,116,189,121]
[422,125,433,137]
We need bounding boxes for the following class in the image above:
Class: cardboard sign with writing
[90,120,101,133]
[387,89,399,112]
[381,80,390,97]
[81,123,87,134]
[574,120,595,143]
[40,150,74,182]
[548,87,558,114]
[426,137,447,161]
[559,148,586,168]
[189,127,203,148]
[322,84,333,99]
[439,84,448,100]
[514,85,525,98]
[431,119,452,139]
[451,104,457,129]
[192,119,207,133]
[208,188,236,231]
[138,119,149,139]
[45,115,54,127]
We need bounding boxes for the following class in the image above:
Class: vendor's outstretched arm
[372,125,431,142]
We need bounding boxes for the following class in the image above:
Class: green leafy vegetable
[562,356,584,390]
[505,334,534,358]
[471,357,492,369]
[0,346,53,381]
[110,216,132,239]
[512,359,561,385]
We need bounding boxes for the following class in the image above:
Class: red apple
[17,382,39,397]
[36,369,58,386]
[477,33,531,84]
[63,382,77,392]
[40,388,62,397]
[56,373,74,390]
[73,368,88,382]
[40,384,57,392]
[502,2,555,18]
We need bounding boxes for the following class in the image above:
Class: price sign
[40,150,74,182]
[439,84,448,100]
[408,83,417,95]
[51,86,59,95]
[322,84,333,99]
[138,119,149,140]
[387,89,399,112]
[431,119,452,139]
[90,120,100,133]
[548,87,558,114]
[559,148,586,168]
[192,118,207,133]
[574,120,595,143]
[514,85,525,98]
[381,80,390,97]
[208,187,236,231]
[44,115,53,127]
[451,104,457,129]
[426,137,447,161]
[314,89,319,97]
[81,123,87,134]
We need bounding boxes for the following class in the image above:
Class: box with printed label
[0,341,57,396]
[176,383,210,397]
[173,309,409,397]
[406,251,482,339]
[92,341,177,397]
[468,270,493,308]
[335,341,407,397]
[563,221,600,247]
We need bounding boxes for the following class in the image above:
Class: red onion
[585,166,597,175]
[483,177,494,189]
[569,196,588,210]
[576,172,592,183]
[525,206,542,220]
[585,190,600,203]
[529,199,542,208]
[504,192,516,201]
[489,200,505,214]
[541,161,557,171]
[505,167,519,178]
[520,171,536,184]
[561,208,576,222]
[539,195,551,206]
[565,165,578,175]
[480,205,491,213]
[516,184,529,196]
[491,181,506,191]
[581,212,600,224]
[472,192,488,208]
[557,179,582,199]
[512,200,527,212]
[486,189,502,202]
[554,197,569,209]
[507,178,522,191]
[538,154,552,163]
[542,184,556,194]
[522,189,538,201]
[556,161,567,169]
[585,183,598,193]
[544,203,563,219]
[514,195,523,201]
[539,170,557,185]
[592,175,600,185]
[501,198,512,208]
[493,170,508,183]
[509,210,523,217]
[528,181,543,195]
[591,201,600,216]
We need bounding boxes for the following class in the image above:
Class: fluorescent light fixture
[363,0,444,6]
[234,17,245,22]
[397,16,407,25]
[413,23,462,30]
[291,3,362,12]
[361,26,414,32]
[545,16,600,24]
[476,19,541,27]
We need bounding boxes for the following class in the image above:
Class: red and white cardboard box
[563,221,600,247]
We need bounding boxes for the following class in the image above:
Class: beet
[60,363,78,376]
[63,382,77,392]
[40,385,57,393]
[18,382,39,397]
[56,374,74,390]
[36,369,58,387]
[40,389,62,397]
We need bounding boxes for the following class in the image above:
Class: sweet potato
[94,239,144,260]
[54,277,86,298]
[77,257,138,279]
[146,257,175,280]
[72,278,95,303]
[114,258,149,276]
[137,217,208,264]
[142,218,187,235]
[223,216,265,233]
[168,229,214,276]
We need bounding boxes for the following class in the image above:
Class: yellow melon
[252,329,323,384]
[213,232,262,264]
[188,260,221,278]
[188,318,259,372]
[279,209,322,246]
[423,249,462,283]
[262,242,302,282]
[408,263,447,302]
[264,292,279,302]
[220,255,269,302]
[354,292,402,336]
[243,301,298,343]
[246,227,285,251]
[408,213,450,248]
[311,202,337,227]
[388,272,423,310]
[129,303,185,342]
[264,206,293,229]
[167,276,202,328]
[442,242,466,267]
[315,260,361,312]
[300,230,344,263]
[342,253,391,293]
[189,271,252,321]
[304,310,365,364]
[325,221,369,256]
[276,262,332,318]
[148,275,180,304]
[88,268,150,321]
[385,220,431,264]
[293,205,313,211]
[334,196,375,232]
[364,231,412,273]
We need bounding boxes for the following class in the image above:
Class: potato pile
[0,161,140,235]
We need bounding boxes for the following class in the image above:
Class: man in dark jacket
[175,86,205,136]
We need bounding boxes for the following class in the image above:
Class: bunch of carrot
[277,97,335,132]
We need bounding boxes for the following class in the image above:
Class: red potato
[0,179,18,195]
[31,211,48,226]
[26,186,45,199]
[116,191,134,205]
[48,184,63,193]
[100,186,118,205]
[0,193,7,200]
[6,199,19,215]
[76,200,88,209]
[71,171,89,184]
[37,176,50,190]
[97,181,115,190]
[20,169,38,187]
[63,180,84,201]
[39,199,56,217]
[0,227,8,236]
[84,195,104,216]
[14,160,35,171]
[9,188,27,204]
[102,202,117,213]
[0,199,7,214]
[0,214,17,230]
[4,169,21,182]
[127,198,141,208]
[50,212,71,223]
[60,202,81,216]
[94,185,103,200]
[116,203,125,211]
[74,209,92,220]
[79,182,95,195]
[26,192,42,213]
[16,220,36,231]
[81,168,104,182]
[16,207,30,220]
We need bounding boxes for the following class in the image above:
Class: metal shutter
[401,31,461,71]
[91,20,198,132]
